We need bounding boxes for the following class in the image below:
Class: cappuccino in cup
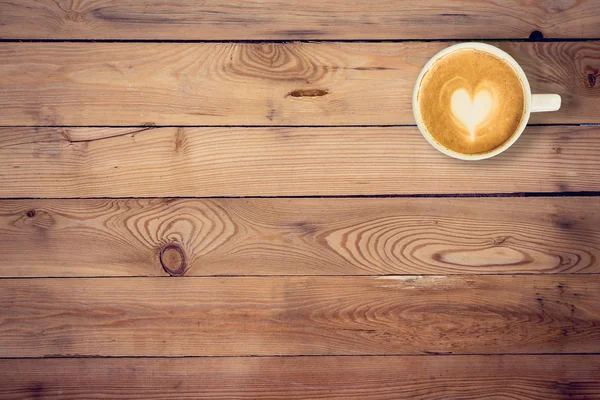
[413,43,561,160]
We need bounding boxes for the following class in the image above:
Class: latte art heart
[451,88,493,140]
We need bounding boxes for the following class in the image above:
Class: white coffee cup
[412,42,561,160]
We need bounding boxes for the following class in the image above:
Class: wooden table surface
[1,1,599,399]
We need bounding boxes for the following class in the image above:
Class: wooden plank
[0,126,598,197]
[1,356,599,399]
[0,42,597,126]
[1,197,598,277]
[0,275,598,357]
[1,1,600,40]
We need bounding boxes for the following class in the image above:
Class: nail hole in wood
[160,243,187,276]
[26,209,36,218]
[529,30,544,40]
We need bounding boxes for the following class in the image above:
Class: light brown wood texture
[1,126,598,197]
[2,355,600,399]
[0,275,598,357]
[1,197,598,277]
[0,42,598,126]
[1,2,599,398]
[2,1,600,40]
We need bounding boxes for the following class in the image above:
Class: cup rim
[412,42,532,161]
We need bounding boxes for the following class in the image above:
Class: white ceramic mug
[412,42,561,160]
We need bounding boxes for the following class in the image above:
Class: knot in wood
[160,243,187,276]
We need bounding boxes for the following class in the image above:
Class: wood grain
[0,42,598,126]
[1,126,598,197]
[1,0,600,40]
[2,355,600,399]
[1,197,598,277]
[0,275,598,357]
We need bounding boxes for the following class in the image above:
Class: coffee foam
[448,79,497,141]
[418,49,525,155]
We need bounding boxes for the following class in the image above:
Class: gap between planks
[1,192,600,200]
[2,352,600,359]
[3,39,600,43]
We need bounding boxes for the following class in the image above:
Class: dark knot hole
[529,30,544,40]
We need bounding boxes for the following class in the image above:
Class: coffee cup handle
[531,94,561,113]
